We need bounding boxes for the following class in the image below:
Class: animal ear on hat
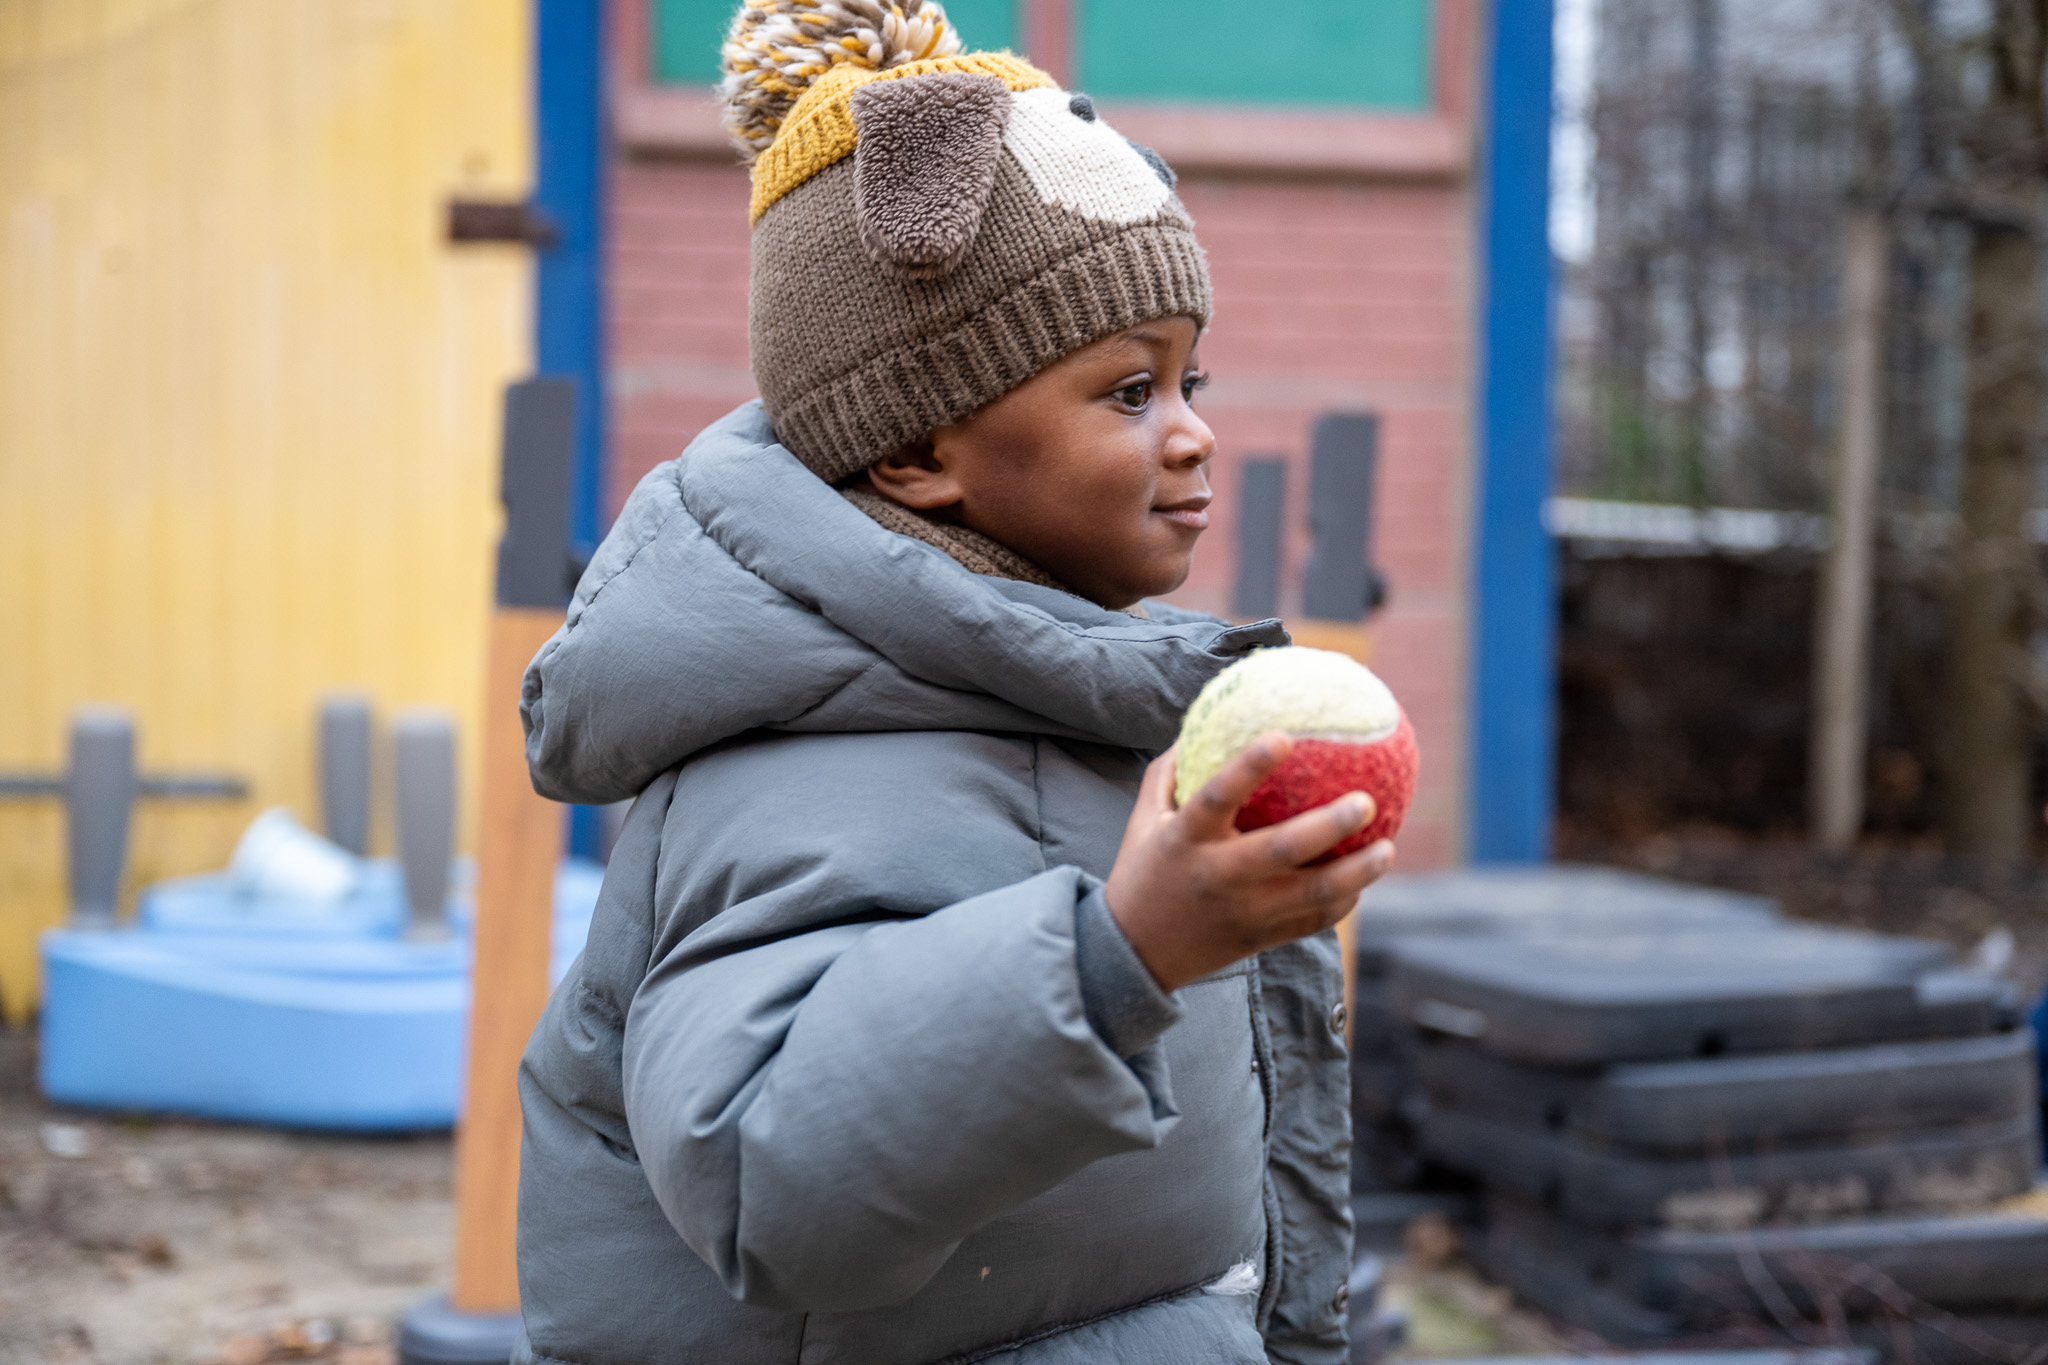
[850,72,1011,279]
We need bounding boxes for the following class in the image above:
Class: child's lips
[1154,500,1211,531]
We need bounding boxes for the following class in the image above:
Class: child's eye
[1115,381,1152,410]
[1182,370,1211,403]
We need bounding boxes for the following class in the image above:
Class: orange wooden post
[1283,619,1374,667]
[450,606,565,1313]
[445,377,580,1316]
[1285,618,1374,1044]
[1291,413,1385,1048]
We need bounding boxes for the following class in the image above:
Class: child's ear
[850,73,1010,279]
[866,438,963,510]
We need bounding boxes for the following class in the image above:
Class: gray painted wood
[392,710,457,940]
[1231,457,1286,621]
[1302,413,1381,622]
[67,707,136,927]
[319,694,374,856]
[496,377,580,608]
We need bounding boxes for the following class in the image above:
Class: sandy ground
[0,1028,451,1365]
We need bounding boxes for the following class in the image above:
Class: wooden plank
[1285,620,1374,667]
[451,606,565,1314]
[0,0,530,1021]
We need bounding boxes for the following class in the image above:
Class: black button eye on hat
[1064,90,1175,190]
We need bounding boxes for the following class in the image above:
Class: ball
[1174,647,1419,859]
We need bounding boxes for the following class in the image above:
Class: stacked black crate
[1350,867,1779,1199]
[1375,913,2044,1357]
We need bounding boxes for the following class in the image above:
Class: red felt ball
[1232,713,1418,861]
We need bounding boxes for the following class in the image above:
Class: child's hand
[1103,735,1395,992]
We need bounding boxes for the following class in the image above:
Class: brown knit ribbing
[841,486,1067,592]
[841,487,1151,617]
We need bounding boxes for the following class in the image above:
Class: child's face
[869,317,1214,610]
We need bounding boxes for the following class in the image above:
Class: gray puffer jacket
[513,403,1353,1364]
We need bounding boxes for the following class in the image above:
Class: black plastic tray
[1385,926,1970,1065]
[1353,865,1779,980]
[1478,1198,2048,1361]
[1415,1027,2037,1152]
[1419,1108,2039,1228]
[1486,1193,2048,1317]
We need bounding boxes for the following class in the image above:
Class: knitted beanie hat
[724,0,1213,483]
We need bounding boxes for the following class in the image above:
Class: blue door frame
[535,0,606,553]
[533,0,610,859]
[1469,0,1556,862]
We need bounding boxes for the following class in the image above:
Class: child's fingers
[1284,839,1387,913]
[1361,837,1396,883]
[1115,746,1183,858]
[1313,838,1394,909]
[1219,789,1376,875]
[1178,733,1292,841]
[1242,839,1395,936]
[1136,745,1179,816]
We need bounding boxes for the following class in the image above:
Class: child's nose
[1168,409,1216,468]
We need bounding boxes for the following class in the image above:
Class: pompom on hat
[722,0,1213,483]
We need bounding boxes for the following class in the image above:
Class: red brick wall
[1173,179,1470,869]
[604,7,1473,867]
[609,159,756,507]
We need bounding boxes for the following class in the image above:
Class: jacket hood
[521,402,1286,806]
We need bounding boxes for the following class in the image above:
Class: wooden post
[1810,212,1886,852]
[1231,458,1287,622]
[1295,413,1386,1044]
[1285,620,1373,1043]
[450,608,565,1312]
[448,377,579,1315]
[1285,620,1375,666]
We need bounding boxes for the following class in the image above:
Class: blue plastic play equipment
[39,859,601,1131]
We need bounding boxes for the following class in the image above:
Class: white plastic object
[229,807,362,903]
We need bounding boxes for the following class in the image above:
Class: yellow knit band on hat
[749,52,1052,222]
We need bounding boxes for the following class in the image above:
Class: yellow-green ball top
[1174,647,1402,806]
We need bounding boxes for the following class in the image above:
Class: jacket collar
[676,403,1285,752]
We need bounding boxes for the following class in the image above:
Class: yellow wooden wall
[0,0,533,1022]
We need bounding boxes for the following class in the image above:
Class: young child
[512,3,1395,1361]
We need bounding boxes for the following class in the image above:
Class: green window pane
[1077,0,1433,110]
[649,0,1018,87]
[651,0,729,84]
[936,0,1017,56]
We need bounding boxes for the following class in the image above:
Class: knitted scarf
[841,486,1069,594]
